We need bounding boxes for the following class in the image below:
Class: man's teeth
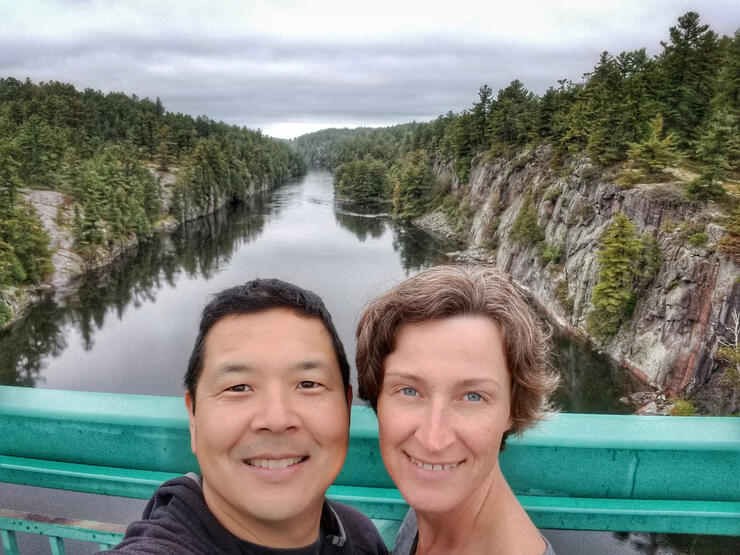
[410,455,459,471]
[246,457,304,469]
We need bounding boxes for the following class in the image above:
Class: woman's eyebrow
[458,377,505,391]
[383,371,427,384]
[384,372,505,391]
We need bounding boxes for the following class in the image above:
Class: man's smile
[244,456,309,469]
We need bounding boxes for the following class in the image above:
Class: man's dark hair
[185,278,350,409]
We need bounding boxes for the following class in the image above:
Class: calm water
[1,170,733,554]
[0,171,641,411]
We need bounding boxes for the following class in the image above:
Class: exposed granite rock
[417,146,739,410]
[25,189,86,292]
[412,211,457,239]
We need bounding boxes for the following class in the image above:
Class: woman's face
[376,315,513,515]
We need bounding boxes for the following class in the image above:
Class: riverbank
[1,167,281,330]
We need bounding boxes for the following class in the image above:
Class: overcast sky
[1,1,738,139]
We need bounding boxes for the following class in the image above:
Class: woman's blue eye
[401,387,418,396]
[465,392,483,402]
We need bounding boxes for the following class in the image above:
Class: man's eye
[298,381,321,389]
[464,392,483,402]
[400,387,418,396]
[228,384,251,392]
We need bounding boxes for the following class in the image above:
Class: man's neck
[202,480,325,548]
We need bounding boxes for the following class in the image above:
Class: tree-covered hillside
[293,12,739,212]
[0,78,305,324]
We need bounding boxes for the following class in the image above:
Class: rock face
[420,146,738,410]
[26,189,88,292]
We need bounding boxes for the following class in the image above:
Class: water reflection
[0,301,66,387]
[333,202,386,242]
[0,174,457,391]
[551,329,644,414]
[0,195,273,388]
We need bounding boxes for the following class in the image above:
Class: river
[0,170,732,553]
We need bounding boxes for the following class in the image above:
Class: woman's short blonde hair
[356,265,559,444]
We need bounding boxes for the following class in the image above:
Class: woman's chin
[398,489,461,516]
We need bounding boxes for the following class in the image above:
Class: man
[109,279,387,554]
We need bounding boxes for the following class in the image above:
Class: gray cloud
[2,2,739,137]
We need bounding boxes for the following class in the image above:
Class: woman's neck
[414,468,545,555]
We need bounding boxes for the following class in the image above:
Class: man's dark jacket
[105,474,388,554]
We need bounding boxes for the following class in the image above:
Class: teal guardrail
[0,385,739,553]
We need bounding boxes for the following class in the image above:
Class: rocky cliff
[418,145,739,413]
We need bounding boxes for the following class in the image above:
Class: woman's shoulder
[541,534,557,555]
[392,509,417,555]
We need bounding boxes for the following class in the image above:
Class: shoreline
[1,168,288,330]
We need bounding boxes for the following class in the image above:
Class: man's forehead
[199,310,339,375]
[204,309,331,343]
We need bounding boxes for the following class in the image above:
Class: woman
[356,265,559,554]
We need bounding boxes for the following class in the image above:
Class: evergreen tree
[392,150,434,218]
[0,137,52,290]
[335,158,389,203]
[488,80,537,149]
[452,112,475,183]
[588,214,643,340]
[471,84,493,148]
[695,106,739,178]
[584,52,628,165]
[627,114,679,174]
[156,124,175,170]
[509,192,543,245]
[657,12,720,149]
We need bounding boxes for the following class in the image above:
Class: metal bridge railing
[1,386,738,553]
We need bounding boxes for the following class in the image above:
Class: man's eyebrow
[214,360,331,374]
[214,363,253,375]
[292,360,331,371]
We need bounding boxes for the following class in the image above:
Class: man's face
[185,308,351,545]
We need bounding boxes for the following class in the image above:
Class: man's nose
[250,386,301,433]
[415,398,455,452]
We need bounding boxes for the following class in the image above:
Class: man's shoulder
[326,500,389,555]
[102,474,234,554]
[104,478,388,555]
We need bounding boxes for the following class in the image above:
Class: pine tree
[452,112,475,183]
[488,80,536,149]
[471,85,493,148]
[585,52,628,165]
[587,214,642,340]
[509,192,543,245]
[392,150,434,218]
[627,114,679,174]
[156,124,175,171]
[657,12,720,149]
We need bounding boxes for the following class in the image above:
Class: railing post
[48,535,66,555]
[1,530,20,555]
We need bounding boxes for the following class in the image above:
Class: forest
[293,12,739,220]
[0,79,305,324]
